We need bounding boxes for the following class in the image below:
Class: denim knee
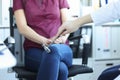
[49,44,73,67]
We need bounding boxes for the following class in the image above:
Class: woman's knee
[49,44,73,67]
[49,44,72,56]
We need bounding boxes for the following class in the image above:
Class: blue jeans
[25,44,73,80]
[98,65,120,80]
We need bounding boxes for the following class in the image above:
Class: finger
[46,39,52,45]
[56,27,65,37]
[54,40,59,44]
[61,30,70,36]
[51,33,61,43]
[54,38,63,44]
[50,37,55,43]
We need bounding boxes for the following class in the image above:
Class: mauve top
[13,0,69,50]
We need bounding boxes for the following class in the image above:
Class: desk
[0,40,16,69]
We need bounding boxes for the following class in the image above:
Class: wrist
[74,18,81,29]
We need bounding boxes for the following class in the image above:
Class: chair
[9,7,93,80]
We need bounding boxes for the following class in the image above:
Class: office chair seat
[68,65,93,77]
[13,65,93,80]
[13,66,37,80]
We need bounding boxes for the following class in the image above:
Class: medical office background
[0,0,120,80]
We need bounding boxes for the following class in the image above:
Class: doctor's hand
[55,20,80,38]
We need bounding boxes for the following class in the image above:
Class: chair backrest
[68,26,92,65]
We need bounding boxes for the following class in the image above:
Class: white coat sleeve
[91,0,120,25]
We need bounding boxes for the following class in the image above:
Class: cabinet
[93,23,120,60]
[0,0,11,27]
[0,28,10,41]
[90,23,120,80]
[67,0,81,20]
[72,23,120,80]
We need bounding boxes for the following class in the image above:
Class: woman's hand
[53,36,67,44]
[41,37,52,46]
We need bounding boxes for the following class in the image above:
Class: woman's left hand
[53,36,66,44]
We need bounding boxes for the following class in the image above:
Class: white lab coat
[91,0,120,25]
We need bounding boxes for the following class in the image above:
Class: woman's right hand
[41,37,52,46]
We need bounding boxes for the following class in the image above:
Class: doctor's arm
[55,0,120,37]
[55,14,93,37]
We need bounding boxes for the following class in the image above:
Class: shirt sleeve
[13,0,24,12]
[91,0,120,26]
[59,0,69,9]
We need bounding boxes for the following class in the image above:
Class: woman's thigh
[25,48,44,72]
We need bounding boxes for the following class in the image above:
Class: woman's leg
[25,48,43,72]
[37,52,60,80]
[25,48,44,80]
[58,62,68,80]
[37,44,73,80]
[25,47,61,80]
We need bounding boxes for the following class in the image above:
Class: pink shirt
[13,0,69,50]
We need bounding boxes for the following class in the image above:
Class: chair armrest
[68,35,82,40]
[68,33,91,65]
[82,43,90,65]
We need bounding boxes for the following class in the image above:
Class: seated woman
[13,0,73,80]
